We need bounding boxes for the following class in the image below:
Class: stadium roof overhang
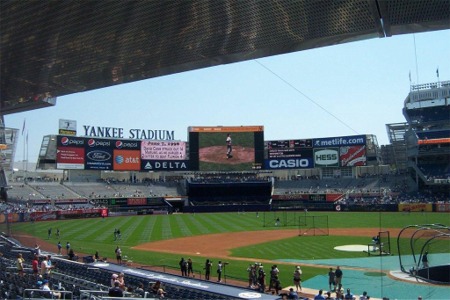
[1,0,450,115]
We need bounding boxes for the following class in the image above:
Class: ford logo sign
[87,150,111,162]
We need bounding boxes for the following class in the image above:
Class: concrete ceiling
[1,0,449,114]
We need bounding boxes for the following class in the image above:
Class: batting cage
[298,215,329,236]
[397,224,450,284]
[365,231,391,256]
[262,211,298,227]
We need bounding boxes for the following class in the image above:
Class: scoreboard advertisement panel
[265,139,313,169]
[56,136,85,169]
[313,135,366,148]
[314,148,340,167]
[85,138,113,170]
[188,126,264,171]
[340,145,367,167]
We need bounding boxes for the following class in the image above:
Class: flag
[22,119,26,135]
[436,68,439,78]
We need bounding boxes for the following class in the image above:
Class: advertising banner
[313,135,366,148]
[85,138,113,170]
[113,139,140,150]
[399,203,433,212]
[272,194,309,200]
[57,147,85,169]
[435,202,450,212]
[113,150,141,171]
[265,148,313,169]
[264,157,314,169]
[56,136,85,169]
[141,159,189,171]
[127,198,147,206]
[314,148,339,167]
[340,145,367,167]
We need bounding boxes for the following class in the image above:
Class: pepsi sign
[114,140,140,150]
[87,138,111,148]
[57,136,84,147]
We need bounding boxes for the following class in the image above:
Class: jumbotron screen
[188,126,264,171]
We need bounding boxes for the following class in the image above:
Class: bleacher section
[0,235,280,300]
[27,182,82,200]
[6,182,47,201]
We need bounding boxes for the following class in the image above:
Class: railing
[23,288,73,300]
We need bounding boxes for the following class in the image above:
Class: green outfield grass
[199,132,255,148]
[2,211,449,286]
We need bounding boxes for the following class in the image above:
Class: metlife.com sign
[313,135,366,148]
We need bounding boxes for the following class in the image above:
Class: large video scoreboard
[188,126,264,171]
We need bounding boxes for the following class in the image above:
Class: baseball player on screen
[226,133,233,158]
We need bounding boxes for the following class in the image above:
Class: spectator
[288,287,299,299]
[151,281,166,298]
[293,265,302,292]
[117,272,126,290]
[40,255,53,277]
[179,257,187,277]
[187,258,194,277]
[359,291,369,300]
[217,261,223,282]
[314,289,326,300]
[135,282,145,298]
[108,281,123,297]
[204,259,212,280]
[32,254,39,277]
[111,274,119,287]
[68,249,76,261]
[41,279,61,299]
[16,253,25,276]
[344,288,355,300]
[325,291,335,300]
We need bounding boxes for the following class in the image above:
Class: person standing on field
[335,266,343,291]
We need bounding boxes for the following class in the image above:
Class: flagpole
[436,67,440,85]
[22,119,26,172]
[26,131,29,172]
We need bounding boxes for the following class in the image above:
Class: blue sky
[5,29,450,163]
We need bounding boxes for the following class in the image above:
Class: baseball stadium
[1,2,449,300]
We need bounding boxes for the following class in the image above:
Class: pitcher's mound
[334,244,372,252]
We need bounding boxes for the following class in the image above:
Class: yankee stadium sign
[83,125,175,140]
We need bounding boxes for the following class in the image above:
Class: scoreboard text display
[141,141,186,160]
[188,126,264,171]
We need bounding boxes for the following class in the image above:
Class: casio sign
[269,159,311,169]
[87,150,111,161]
[315,149,338,165]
